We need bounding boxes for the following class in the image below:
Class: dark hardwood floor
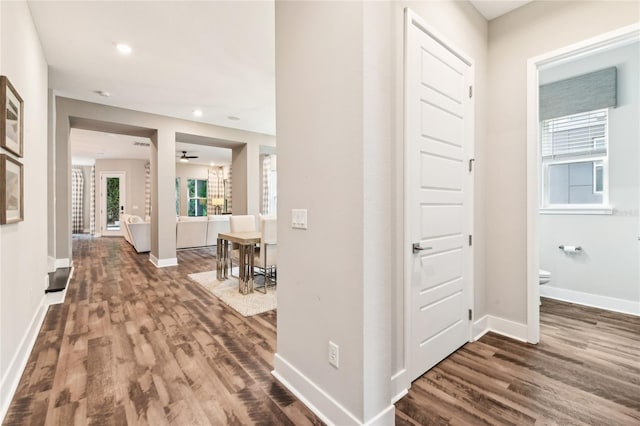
[4,236,639,425]
[4,236,321,426]
[396,299,640,425]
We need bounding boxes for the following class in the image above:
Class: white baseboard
[390,369,408,404]
[471,314,527,342]
[94,233,102,237]
[273,354,395,426]
[365,405,395,426]
[47,256,56,273]
[473,314,490,340]
[541,286,640,316]
[149,255,178,268]
[54,258,70,269]
[0,294,48,422]
[487,316,528,342]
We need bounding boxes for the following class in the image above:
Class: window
[540,109,610,211]
[187,179,207,216]
[175,178,180,215]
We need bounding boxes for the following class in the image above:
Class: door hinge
[468,309,473,321]
[469,85,473,98]
[468,235,473,246]
[469,158,475,172]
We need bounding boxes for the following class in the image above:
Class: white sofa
[120,214,151,253]
[176,215,230,249]
[207,215,231,246]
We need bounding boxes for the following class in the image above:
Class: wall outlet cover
[329,341,339,368]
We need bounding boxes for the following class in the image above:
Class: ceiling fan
[178,150,199,162]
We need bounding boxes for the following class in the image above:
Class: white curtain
[225,166,232,213]
[145,162,151,219]
[71,168,84,233]
[90,165,95,235]
[262,155,272,215]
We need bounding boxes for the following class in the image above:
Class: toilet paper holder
[558,245,582,252]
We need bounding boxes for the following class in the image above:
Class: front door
[406,12,474,382]
[101,172,126,237]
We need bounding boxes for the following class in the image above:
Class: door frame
[100,171,126,237]
[403,8,475,384]
[525,23,640,343]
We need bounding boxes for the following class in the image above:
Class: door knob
[413,243,432,253]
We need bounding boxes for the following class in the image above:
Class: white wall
[94,159,148,230]
[0,0,49,417]
[175,162,208,216]
[539,42,639,305]
[486,1,640,324]
[275,2,391,424]
[274,1,487,423]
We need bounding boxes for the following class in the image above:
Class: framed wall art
[0,76,23,158]
[0,154,24,224]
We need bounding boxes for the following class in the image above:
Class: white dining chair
[254,216,277,292]
[228,215,256,276]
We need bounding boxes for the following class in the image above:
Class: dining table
[216,231,261,294]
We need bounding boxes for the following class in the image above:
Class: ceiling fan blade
[177,150,199,159]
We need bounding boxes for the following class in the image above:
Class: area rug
[187,270,277,317]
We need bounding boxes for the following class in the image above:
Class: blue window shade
[539,67,617,121]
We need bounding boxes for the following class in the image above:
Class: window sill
[540,206,613,215]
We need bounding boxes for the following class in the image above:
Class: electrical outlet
[329,341,339,368]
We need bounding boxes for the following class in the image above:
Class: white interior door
[100,172,126,237]
[406,12,474,382]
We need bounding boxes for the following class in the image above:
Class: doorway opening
[526,24,640,342]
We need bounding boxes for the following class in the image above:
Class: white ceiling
[70,129,232,167]
[29,0,530,144]
[28,1,276,135]
[175,141,232,167]
[71,129,149,166]
[469,0,533,21]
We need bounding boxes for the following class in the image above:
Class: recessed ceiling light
[193,109,203,117]
[94,90,111,97]
[227,115,240,121]
[116,43,132,55]
[210,162,215,166]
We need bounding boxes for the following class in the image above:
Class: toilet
[539,269,551,285]
[539,269,551,305]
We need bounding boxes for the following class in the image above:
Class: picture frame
[0,76,24,158]
[0,154,24,224]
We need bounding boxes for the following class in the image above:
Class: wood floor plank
[397,298,640,425]
[4,236,640,425]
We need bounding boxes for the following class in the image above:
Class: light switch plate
[291,209,307,229]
